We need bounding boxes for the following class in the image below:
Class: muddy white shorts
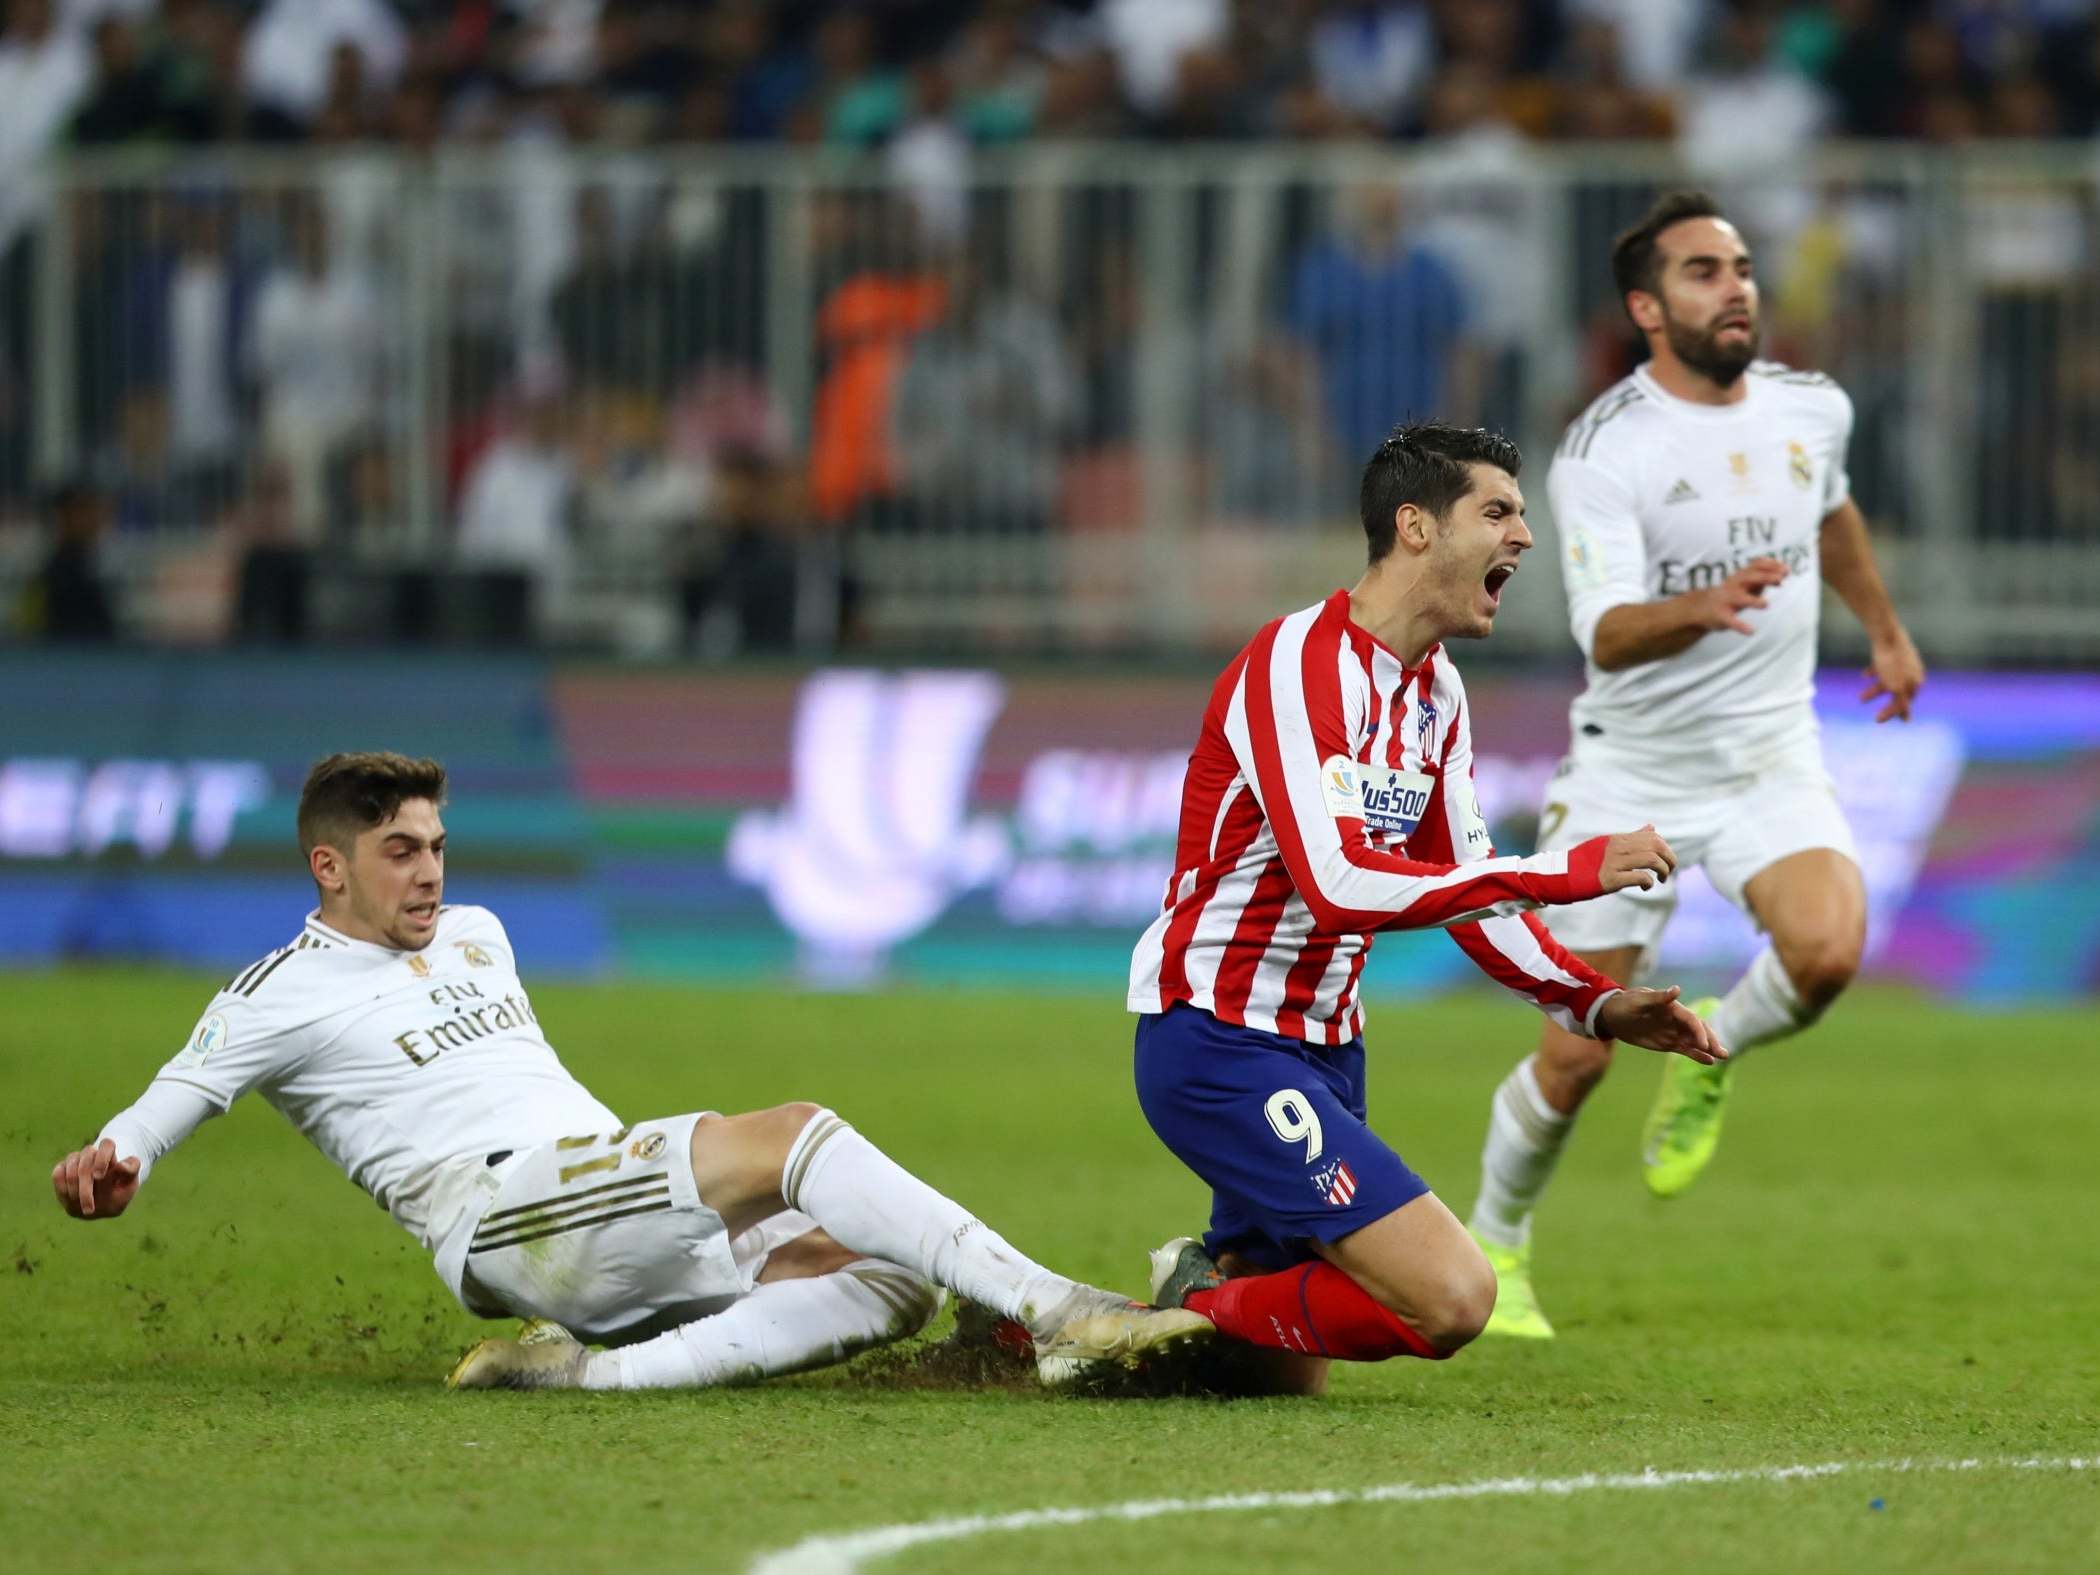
[1534,722,1859,979]
[447,1113,819,1346]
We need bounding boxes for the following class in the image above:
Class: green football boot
[1640,996,1731,1199]
[1472,1230,1554,1340]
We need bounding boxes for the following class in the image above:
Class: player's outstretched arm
[1595,985,1729,1066]
[1819,498,1924,723]
[1589,557,1790,671]
[52,1138,143,1221]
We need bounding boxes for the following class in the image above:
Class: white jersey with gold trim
[1549,359,1853,752]
[97,905,618,1261]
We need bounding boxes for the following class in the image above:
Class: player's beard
[1663,306,1758,387]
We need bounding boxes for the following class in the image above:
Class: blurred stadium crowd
[12,0,2100,152]
[6,0,2100,652]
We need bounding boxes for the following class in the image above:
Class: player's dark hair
[297,752,448,856]
[1359,422,1523,564]
[1612,190,1728,315]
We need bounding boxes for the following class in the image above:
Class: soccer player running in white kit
[49,752,1212,1390]
[1465,191,1926,1339]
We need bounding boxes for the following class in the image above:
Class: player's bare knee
[1782,941,1858,1016]
[1415,1262,1497,1356]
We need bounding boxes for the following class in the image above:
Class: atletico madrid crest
[1311,1157,1358,1207]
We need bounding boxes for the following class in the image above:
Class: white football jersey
[1549,360,1853,748]
[99,905,619,1258]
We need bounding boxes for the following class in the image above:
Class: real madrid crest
[629,1131,668,1162]
[454,941,493,968]
[1788,441,1813,490]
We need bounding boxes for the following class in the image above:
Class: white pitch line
[749,1454,2097,1575]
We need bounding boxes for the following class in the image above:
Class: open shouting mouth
[1484,562,1518,606]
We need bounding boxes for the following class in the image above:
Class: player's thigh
[687,1102,826,1236]
[1134,1008,1428,1256]
[752,1224,857,1283]
[1315,1190,1494,1347]
[1741,847,1867,1004]
[1531,944,1644,1111]
[1705,762,1865,990]
[1536,750,1695,977]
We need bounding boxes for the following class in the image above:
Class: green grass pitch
[5,970,2096,1572]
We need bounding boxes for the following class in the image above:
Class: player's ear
[310,843,346,894]
[1394,502,1434,555]
[1627,288,1662,335]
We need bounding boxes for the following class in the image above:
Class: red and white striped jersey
[1128,589,1621,1044]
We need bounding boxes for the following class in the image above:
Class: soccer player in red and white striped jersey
[1130,422,1725,1391]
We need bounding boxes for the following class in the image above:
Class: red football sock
[1184,1262,1443,1361]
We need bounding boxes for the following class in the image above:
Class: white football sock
[1468,1056,1573,1249]
[1708,945,1812,1063]
[780,1110,1082,1334]
[586,1261,941,1390]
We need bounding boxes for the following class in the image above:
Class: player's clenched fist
[51,1137,141,1220]
[1597,824,1676,892]
[1692,555,1788,635]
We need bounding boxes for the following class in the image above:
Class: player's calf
[1534,1023,1617,1112]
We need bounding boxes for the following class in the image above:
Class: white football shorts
[450,1112,819,1346]
[1533,722,1859,979]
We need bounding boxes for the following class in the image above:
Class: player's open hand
[1861,626,1925,723]
[51,1138,141,1221]
[1695,556,1789,635]
[1596,986,1729,1065]
[1596,824,1676,893]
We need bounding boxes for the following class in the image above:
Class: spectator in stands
[807,193,946,530]
[116,196,249,526]
[1677,1,1833,172]
[240,0,405,136]
[454,379,576,645]
[1284,180,1477,460]
[0,0,93,245]
[69,15,180,145]
[891,250,1075,537]
[228,460,311,644]
[681,445,807,655]
[29,479,117,642]
[248,199,381,540]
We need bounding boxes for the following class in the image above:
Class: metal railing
[4,142,2098,661]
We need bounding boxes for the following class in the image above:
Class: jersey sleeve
[1549,453,1649,659]
[1226,611,1614,936]
[1413,680,1622,1038]
[1820,382,1855,514]
[94,993,305,1183]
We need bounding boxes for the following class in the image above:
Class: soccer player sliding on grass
[51,752,1211,1392]
[1128,423,1725,1394]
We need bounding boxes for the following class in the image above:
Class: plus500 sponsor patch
[1321,755,1435,837]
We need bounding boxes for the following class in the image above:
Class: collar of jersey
[305,908,438,960]
[1633,361,1764,423]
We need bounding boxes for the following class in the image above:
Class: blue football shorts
[1133,1001,1430,1271]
